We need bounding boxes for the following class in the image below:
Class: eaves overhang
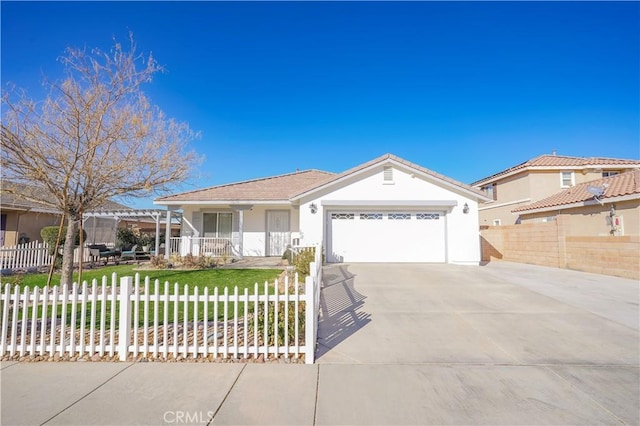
[154,199,292,206]
[513,194,640,215]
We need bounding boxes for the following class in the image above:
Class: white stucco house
[154,154,491,264]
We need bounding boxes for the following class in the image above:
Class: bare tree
[1,35,200,286]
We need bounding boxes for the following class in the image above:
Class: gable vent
[383,166,394,183]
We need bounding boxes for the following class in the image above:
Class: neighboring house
[471,153,640,226]
[0,182,155,246]
[0,190,62,246]
[512,169,640,236]
[154,154,491,264]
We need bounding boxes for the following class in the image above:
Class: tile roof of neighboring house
[291,153,489,200]
[471,154,640,186]
[0,182,130,213]
[155,170,336,203]
[512,169,640,213]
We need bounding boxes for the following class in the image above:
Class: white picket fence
[0,244,324,363]
[0,242,106,271]
[0,242,54,270]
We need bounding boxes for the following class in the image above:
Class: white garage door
[327,211,446,263]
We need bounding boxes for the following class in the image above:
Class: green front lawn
[9,265,282,293]
[2,266,285,325]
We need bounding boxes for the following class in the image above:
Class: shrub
[181,253,198,268]
[281,248,293,264]
[249,300,306,347]
[196,255,215,269]
[169,253,182,265]
[40,226,87,254]
[293,248,315,277]
[149,255,168,269]
[138,233,154,247]
[116,228,137,248]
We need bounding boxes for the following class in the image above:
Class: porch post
[154,212,161,256]
[164,210,171,259]
[238,209,244,259]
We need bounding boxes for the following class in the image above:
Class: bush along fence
[0,245,323,364]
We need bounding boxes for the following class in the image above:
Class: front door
[266,211,290,256]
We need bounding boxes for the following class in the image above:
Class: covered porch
[162,204,301,259]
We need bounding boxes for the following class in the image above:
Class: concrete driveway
[315,262,639,425]
[1,262,638,425]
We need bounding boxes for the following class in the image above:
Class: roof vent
[383,166,394,183]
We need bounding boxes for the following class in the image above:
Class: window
[203,212,232,239]
[560,171,574,188]
[602,171,619,178]
[388,213,411,220]
[383,166,394,184]
[331,213,354,220]
[416,213,440,220]
[482,183,497,201]
[359,213,383,220]
[492,219,501,226]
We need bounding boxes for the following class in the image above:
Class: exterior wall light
[463,203,470,214]
[309,203,318,214]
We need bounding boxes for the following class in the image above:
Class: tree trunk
[60,216,78,287]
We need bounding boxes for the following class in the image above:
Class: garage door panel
[328,211,445,263]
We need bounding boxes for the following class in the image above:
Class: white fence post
[118,276,133,361]
[305,274,316,364]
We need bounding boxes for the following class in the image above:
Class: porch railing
[169,237,234,258]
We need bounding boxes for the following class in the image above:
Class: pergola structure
[82,209,181,256]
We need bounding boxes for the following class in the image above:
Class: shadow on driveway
[316,264,371,360]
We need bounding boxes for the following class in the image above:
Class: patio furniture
[88,244,121,265]
[120,244,138,261]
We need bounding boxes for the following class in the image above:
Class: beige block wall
[565,236,640,279]
[480,216,639,279]
[1,211,62,246]
[481,221,562,268]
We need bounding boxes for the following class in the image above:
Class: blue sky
[2,1,638,209]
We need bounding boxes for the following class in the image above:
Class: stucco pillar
[238,209,244,259]
[154,213,161,255]
[164,209,171,259]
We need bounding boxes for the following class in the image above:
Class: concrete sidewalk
[1,262,638,425]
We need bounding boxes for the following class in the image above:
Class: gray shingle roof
[155,170,335,202]
[0,181,130,212]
